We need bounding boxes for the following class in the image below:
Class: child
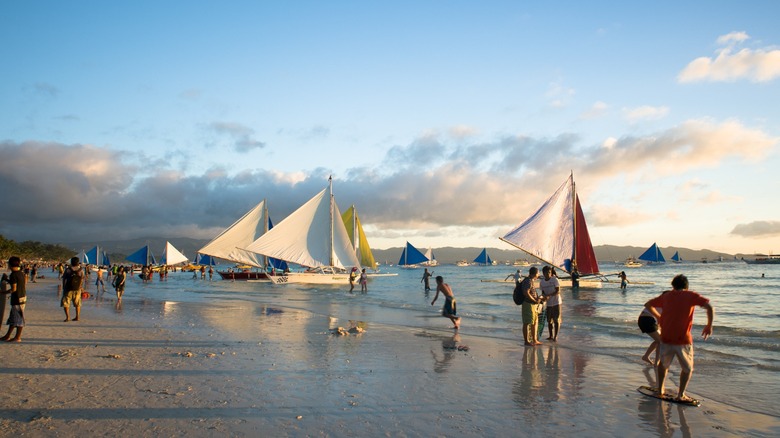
[359,268,368,292]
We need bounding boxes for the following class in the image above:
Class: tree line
[0,235,75,262]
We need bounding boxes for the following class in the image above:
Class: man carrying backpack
[61,256,84,322]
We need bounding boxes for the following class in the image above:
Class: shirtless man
[431,276,461,329]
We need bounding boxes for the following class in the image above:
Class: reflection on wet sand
[637,364,692,437]
[430,333,461,374]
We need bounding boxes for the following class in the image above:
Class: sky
[2,1,780,255]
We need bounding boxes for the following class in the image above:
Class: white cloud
[580,101,609,120]
[678,32,780,83]
[730,220,780,238]
[623,105,670,122]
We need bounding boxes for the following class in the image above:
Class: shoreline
[1,276,778,436]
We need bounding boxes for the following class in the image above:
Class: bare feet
[676,394,694,403]
[0,336,9,341]
[6,338,21,343]
[524,342,534,346]
[72,318,79,322]
[64,318,70,322]
[533,341,543,346]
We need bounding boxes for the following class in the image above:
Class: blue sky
[2,1,779,255]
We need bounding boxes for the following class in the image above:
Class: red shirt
[647,289,710,345]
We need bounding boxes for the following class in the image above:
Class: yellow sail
[342,205,376,269]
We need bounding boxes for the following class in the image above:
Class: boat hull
[217,271,270,281]
[266,271,398,285]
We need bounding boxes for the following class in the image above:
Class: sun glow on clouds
[623,105,670,122]
[678,31,780,83]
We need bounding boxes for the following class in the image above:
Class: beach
[1,274,779,437]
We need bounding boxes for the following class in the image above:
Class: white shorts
[658,343,694,372]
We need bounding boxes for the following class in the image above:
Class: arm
[431,288,440,305]
[644,301,661,320]
[701,302,714,340]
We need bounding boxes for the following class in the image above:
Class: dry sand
[1,277,778,437]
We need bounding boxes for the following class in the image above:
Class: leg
[73,305,80,321]
[0,326,12,340]
[63,305,70,322]
[551,320,560,341]
[676,344,695,400]
[9,326,22,342]
[656,363,669,395]
[642,331,662,365]
[522,323,531,345]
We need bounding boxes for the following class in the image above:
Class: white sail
[198,200,269,267]
[501,176,575,271]
[242,186,360,269]
[161,241,189,265]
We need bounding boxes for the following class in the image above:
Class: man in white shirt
[539,266,562,342]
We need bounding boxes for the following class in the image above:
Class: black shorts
[638,315,658,334]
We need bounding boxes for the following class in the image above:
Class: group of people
[428,265,714,404]
[349,267,368,293]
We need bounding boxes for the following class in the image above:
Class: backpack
[65,268,83,291]
[513,279,526,305]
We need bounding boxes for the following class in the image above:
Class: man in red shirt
[644,274,714,402]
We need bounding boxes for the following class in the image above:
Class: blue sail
[398,241,429,266]
[194,253,217,266]
[126,245,156,265]
[638,243,666,263]
[473,248,493,265]
[84,246,110,266]
[671,251,682,262]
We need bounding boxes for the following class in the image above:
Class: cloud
[730,221,780,238]
[580,101,609,120]
[622,105,669,123]
[33,82,60,97]
[588,203,652,227]
[208,122,266,152]
[1,118,776,246]
[585,119,778,178]
[545,80,575,108]
[678,32,780,83]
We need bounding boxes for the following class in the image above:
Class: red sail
[575,195,599,275]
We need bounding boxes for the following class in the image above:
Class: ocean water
[119,260,780,418]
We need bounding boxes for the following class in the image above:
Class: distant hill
[372,245,740,265]
[60,238,742,266]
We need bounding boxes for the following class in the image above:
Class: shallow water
[109,260,780,418]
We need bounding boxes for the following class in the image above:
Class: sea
[114,260,780,418]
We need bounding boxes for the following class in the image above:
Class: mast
[329,176,334,267]
[570,171,577,272]
[262,199,269,271]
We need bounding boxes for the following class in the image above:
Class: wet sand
[1,277,778,437]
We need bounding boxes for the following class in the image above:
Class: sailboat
[198,199,287,280]
[125,245,157,266]
[160,241,189,266]
[421,248,439,267]
[671,251,682,263]
[397,241,429,268]
[241,177,363,285]
[638,242,666,264]
[84,245,111,267]
[500,173,602,288]
[473,248,494,266]
[342,205,377,269]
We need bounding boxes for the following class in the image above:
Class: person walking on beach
[61,256,84,322]
[518,266,546,346]
[540,266,562,342]
[1,256,26,342]
[644,274,714,402]
[421,268,433,291]
[95,265,107,294]
[432,276,461,329]
[570,262,580,288]
[113,265,126,300]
